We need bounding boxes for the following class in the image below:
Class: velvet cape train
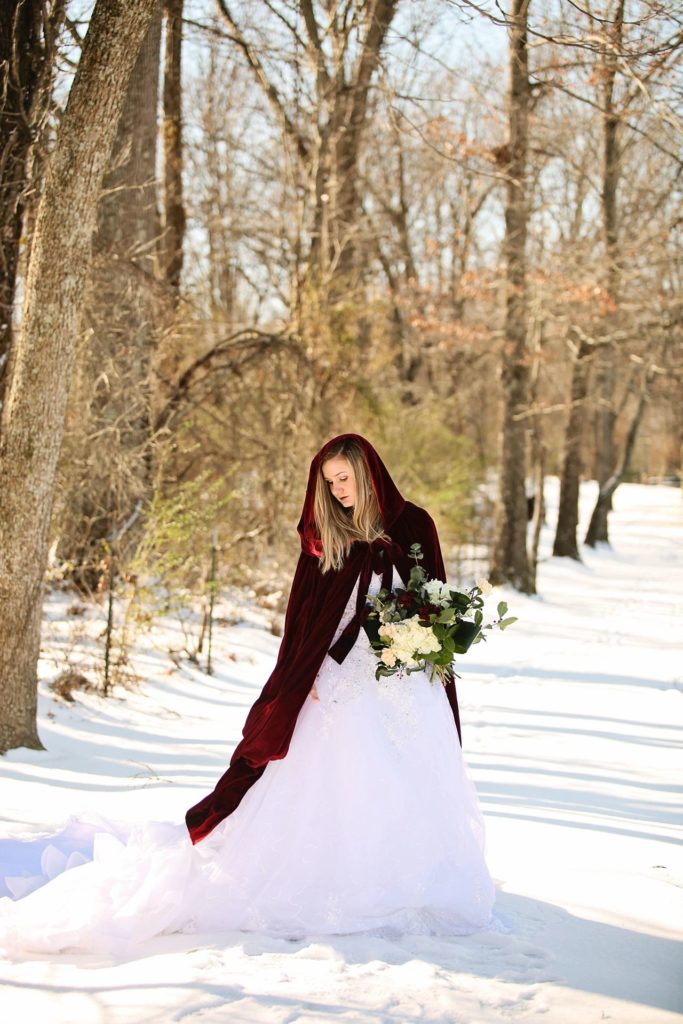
[185,433,462,844]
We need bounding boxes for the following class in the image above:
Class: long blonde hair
[314,439,391,573]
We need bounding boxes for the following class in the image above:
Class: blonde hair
[314,439,391,573]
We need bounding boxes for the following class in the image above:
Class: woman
[0,433,495,955]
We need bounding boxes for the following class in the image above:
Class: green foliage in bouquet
[364,542,517,683]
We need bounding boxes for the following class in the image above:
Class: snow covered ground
[1,479,681,1023]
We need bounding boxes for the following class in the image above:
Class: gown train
[0,569,496,956]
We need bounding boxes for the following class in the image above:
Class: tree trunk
[0,1,65,413]
[527,314,545,587]
[584,368,651,547]
[0,0,157,755]
[553,331,592,559]
[592,0,624,497]
[489,0,534,593]
[97,8,161,261]
[162,0,185,298]
[55,6,163,588]
[528,437,545,576]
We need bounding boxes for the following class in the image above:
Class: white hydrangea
[414,628,441,655]
[379,616,441,666]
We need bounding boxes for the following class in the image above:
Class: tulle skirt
[0,628,495,957]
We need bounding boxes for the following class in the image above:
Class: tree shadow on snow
[1,894,680,1019]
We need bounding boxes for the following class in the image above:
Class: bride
[0,433,496,956]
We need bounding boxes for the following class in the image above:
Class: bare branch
[214,0,310,161]
[153,329,311,432]
[300,0,331,91]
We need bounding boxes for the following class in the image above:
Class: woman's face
[322,455,356,509]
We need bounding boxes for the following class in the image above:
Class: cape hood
[186,433,462,844]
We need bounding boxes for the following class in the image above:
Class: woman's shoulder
[389,501,441,547]
[395,500,436,529]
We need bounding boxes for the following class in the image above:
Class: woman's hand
[309,682,320,702]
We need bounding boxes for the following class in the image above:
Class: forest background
[0,0,681,752]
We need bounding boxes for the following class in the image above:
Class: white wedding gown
[0,568,496,957]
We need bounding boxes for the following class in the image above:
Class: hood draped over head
[184,433,462,845]
[296,432,406,558]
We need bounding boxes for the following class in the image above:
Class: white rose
[381,648,397,667]
[425,579,455,605]
[423,579,444,600]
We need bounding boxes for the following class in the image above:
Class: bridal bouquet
[363,543,517,684]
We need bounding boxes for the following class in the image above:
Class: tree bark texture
[592,0,624,493]
[584,368,651,547]
[162,0,185,299]
[528,438,545,574]
[56,6,163,586]
[553,331,592,559]
[0,0,157,754]
[489,0,534,593]
[0,1,65,413]
[97,7,161,263]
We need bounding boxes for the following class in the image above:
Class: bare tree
[592,0,625,493]
[489,0,534,593]
[563,4,679,545]
[585,358,658,545]
[0,0,157,754]
[162,0,185,299]
[553,330,595,559]
[364,84,498,407]
[214,0,398,305]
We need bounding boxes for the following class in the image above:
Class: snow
[1,478,682,1023]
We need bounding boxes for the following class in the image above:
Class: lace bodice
[315,564,434,749]
[329,567,403,647]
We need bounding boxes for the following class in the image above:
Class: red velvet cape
[185,433,462,844]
